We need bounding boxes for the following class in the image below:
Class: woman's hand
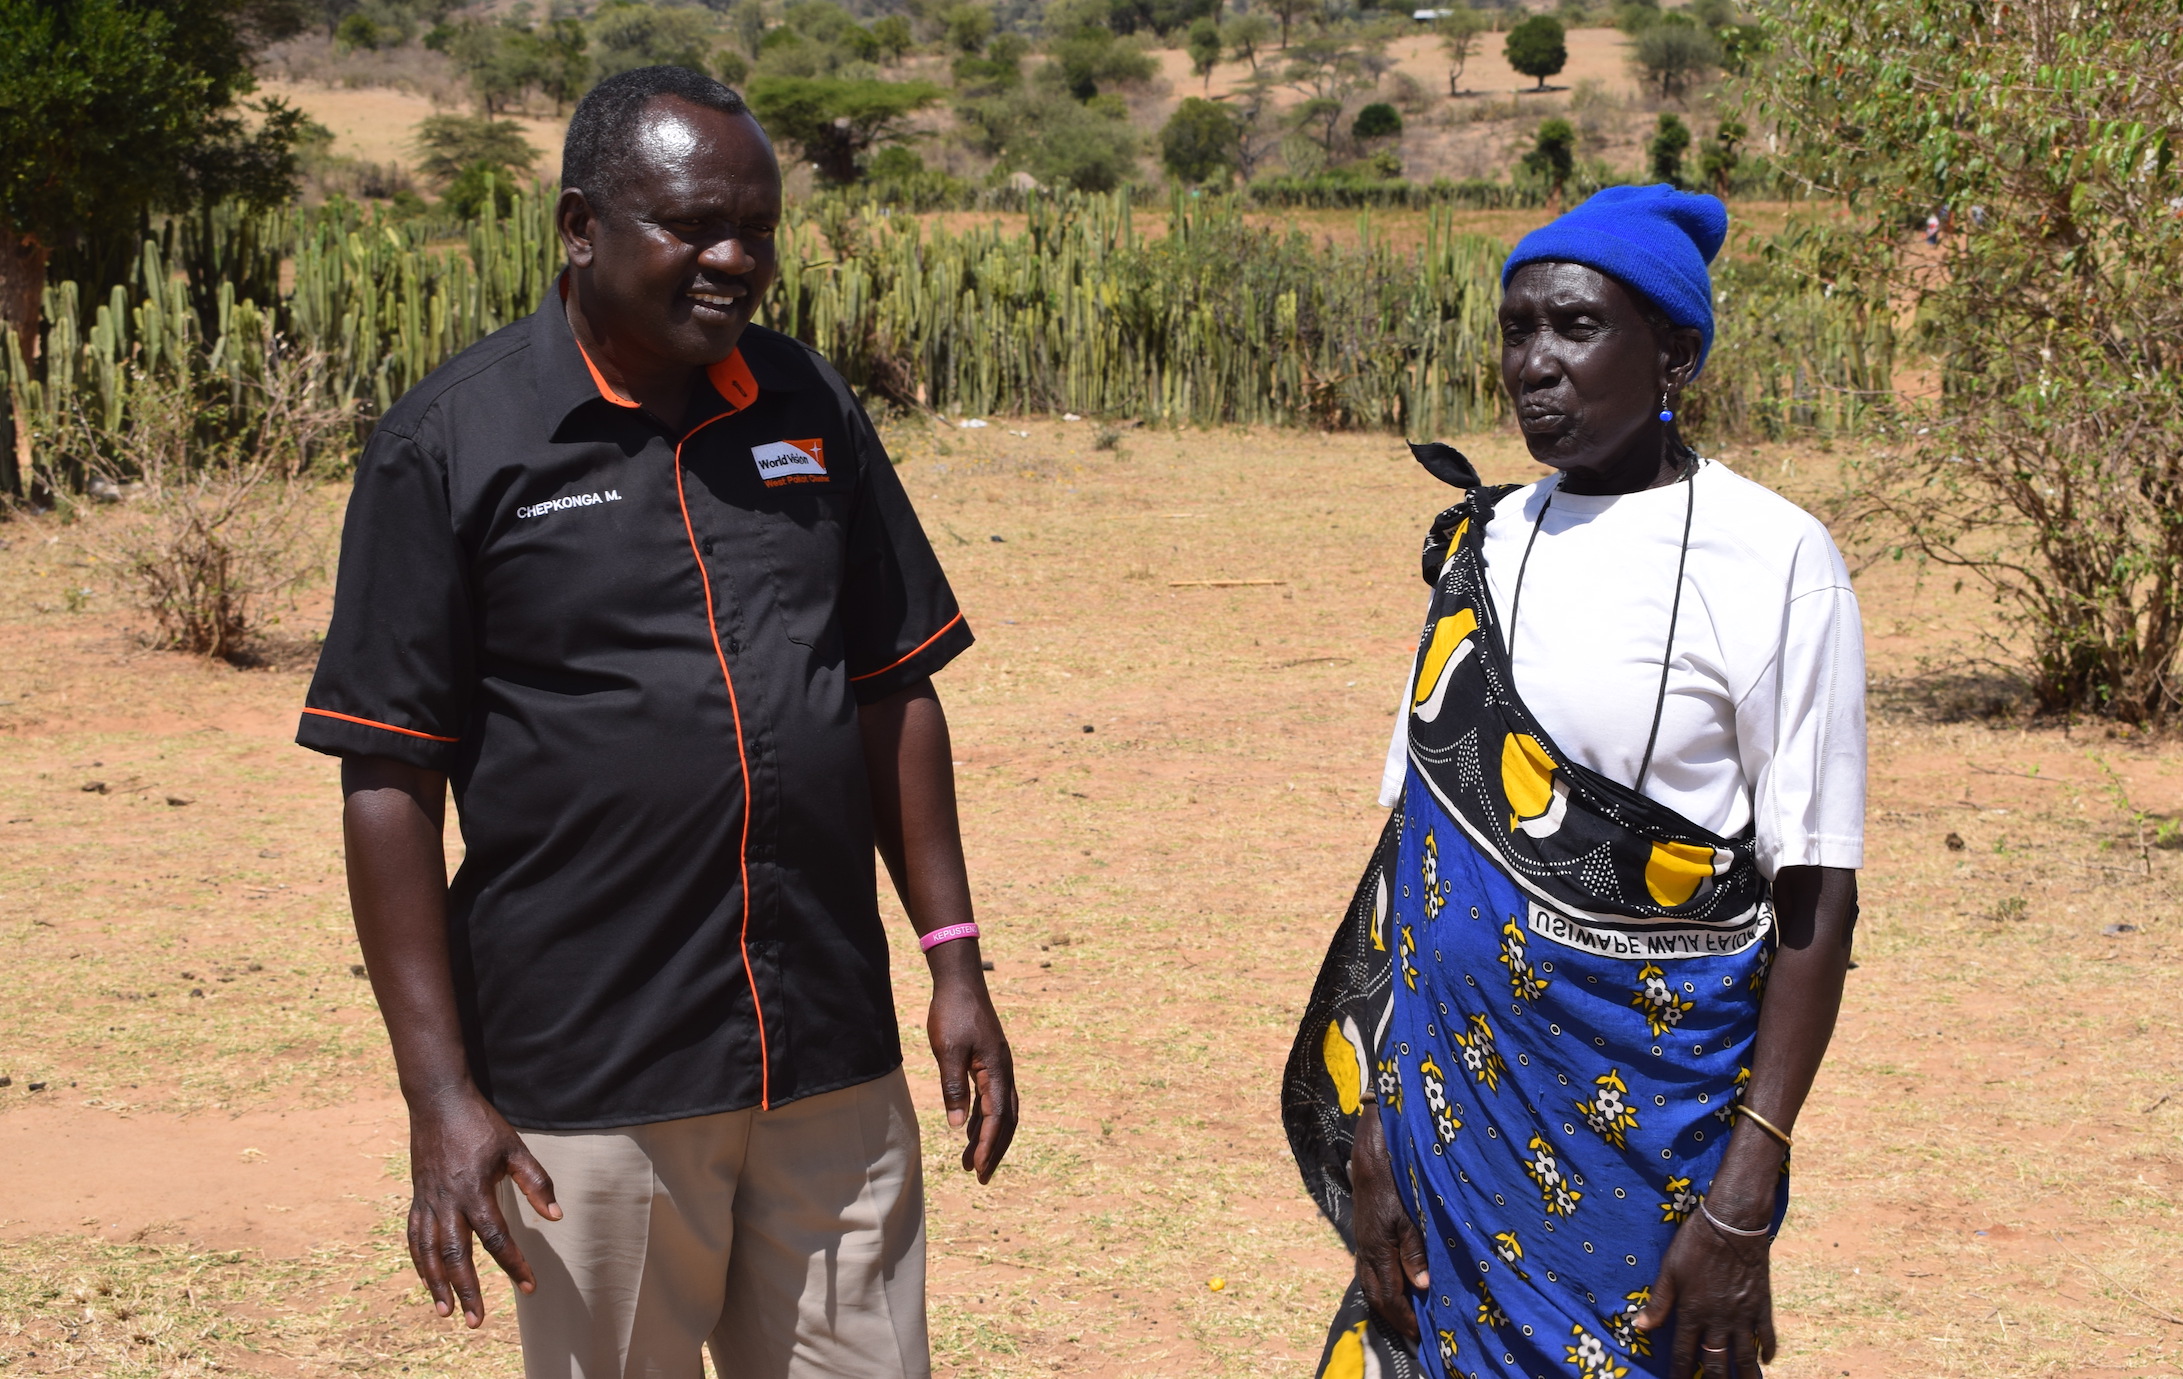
[1634,865,1857,1373]
[1350,1102,1428,1342]
[1635,1192,1776,1377]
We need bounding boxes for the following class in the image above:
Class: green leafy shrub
[443,164,518,219]
[1762,0,2183,719]
[1045,23,1158,100]
[1696,119,1741,195]
[590,1,722,81]
[1351,102,1402,141]
[1518,117,1574,202]
[861,147,971,209]
[1161,97,1239,185]
[334,12,387,50]
[1646,112,1690,186]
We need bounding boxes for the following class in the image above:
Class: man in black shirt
[300,66,1015,1378]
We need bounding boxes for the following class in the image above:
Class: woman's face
[1498,261,1698,478]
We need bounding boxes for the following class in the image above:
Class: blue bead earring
[1658,390,1675,423]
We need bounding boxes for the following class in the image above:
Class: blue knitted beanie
[1502,184,1730,372]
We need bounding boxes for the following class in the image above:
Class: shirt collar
[540,273,785,432]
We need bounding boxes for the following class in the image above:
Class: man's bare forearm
[342,756,554,1325]
[857,675,1017,1178]
[341,755,475,1107]
[858,678,976,941]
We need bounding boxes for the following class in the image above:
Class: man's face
[560,98,783,369]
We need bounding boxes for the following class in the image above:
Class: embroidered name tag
[751,439,827,486]
[517,490,621,519]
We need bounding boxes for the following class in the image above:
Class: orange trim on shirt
[673,409,772,1110]
[575,339,642,408]
[708,351,760,414]
[301,707,460,743]
[849,610,968,683]
[570,329,759,419]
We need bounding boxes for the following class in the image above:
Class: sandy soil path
[0,1099,405,1256]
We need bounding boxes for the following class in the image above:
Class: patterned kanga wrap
[1283,476,1783,1379]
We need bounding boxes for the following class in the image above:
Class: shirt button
[727,637,742,654]
[701,539,716,555]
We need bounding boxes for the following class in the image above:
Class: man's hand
[407,1088,563,1327]
[925,942,1016,1180]
[859,677,1019,1183]
[343,755,560,1327]
[1350,1103,1427,1342]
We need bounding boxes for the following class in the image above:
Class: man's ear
[557,188,599,270]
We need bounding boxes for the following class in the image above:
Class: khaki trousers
[500,1068,930,1379]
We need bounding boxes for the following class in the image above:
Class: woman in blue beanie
[1284,185,1865,1379]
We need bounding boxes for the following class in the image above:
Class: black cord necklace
[1507,450,1700,795]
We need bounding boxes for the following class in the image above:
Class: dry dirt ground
[259,79,570,181]
[2,423,2180,1377]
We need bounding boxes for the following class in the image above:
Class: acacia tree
[1436,6,1484,96]
[413,115,541,187]
[1222,12,1274,70]
[1503,14,1566,91]
[1265,0,1320,50]
[1631,15,1719,103]
[1187,15,1221,88]
[746,76,944,184]
[1281,31,1387,155]
[1762,0,2183,720]
[1222,73,1283,180]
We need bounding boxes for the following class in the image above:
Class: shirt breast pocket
[758,488,848,652]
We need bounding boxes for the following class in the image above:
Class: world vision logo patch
[751,438,827,486]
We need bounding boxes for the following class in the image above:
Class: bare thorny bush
[41,345,355,659]
[1758,0,2183,722]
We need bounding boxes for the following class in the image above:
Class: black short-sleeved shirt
[298,287,972,1130]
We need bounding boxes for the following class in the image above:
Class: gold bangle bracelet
[1733,1103,1793,1150]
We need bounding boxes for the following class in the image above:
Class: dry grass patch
[0,1227,522,1377]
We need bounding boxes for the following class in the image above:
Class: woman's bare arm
[1637,864,1858,1376]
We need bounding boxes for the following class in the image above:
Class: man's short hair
[562,66,750,214]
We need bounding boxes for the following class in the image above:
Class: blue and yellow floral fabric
[1285,473,1782,1379]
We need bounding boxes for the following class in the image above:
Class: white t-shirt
[1377,459,1866,878]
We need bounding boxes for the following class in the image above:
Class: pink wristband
[918,922,980,952]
